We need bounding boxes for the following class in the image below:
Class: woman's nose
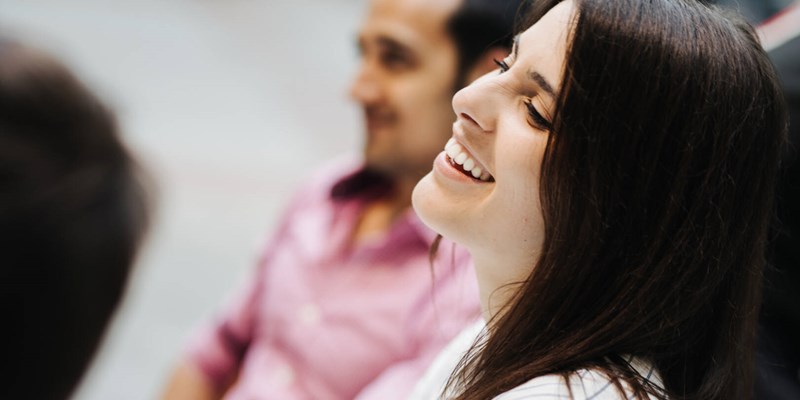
[452,75,497,133]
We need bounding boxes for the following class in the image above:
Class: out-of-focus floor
[1,1,366,398]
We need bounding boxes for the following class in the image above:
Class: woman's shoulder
[494,358,664,400]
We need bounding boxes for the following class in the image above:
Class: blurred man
[162,0,523,399]
[755,4,800,399]
[0,38,150,400]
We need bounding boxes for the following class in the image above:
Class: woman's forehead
[516,0,576,93]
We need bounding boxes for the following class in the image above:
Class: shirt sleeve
[184,267,264,391]
[182,177,321,392]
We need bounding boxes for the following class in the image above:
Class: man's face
[350,0,461,182]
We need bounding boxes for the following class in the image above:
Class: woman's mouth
[444,138,494,182]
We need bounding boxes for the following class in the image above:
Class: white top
[409,320,665,399]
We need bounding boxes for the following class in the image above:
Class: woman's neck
[471,253,528,324]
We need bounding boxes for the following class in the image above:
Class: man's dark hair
[448,0,528,86]
[0,38,150,399]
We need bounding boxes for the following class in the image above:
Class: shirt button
[274,364,295,387]
[299,303,321,325]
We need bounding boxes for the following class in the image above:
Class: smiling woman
[410,0,787,399]
[413,3,571,318]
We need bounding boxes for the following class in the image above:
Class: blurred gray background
[1,1,366,398]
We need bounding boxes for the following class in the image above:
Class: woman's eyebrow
[514,34,558,99]
[529,70,557,99]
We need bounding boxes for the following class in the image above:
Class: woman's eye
[493,58,510,73]
[525,100,553,131]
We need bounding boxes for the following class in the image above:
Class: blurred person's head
[0,38,150,399]
[349,0,524,193]
[413,0,786,398]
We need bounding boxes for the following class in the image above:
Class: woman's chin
[411,172,441,232]
[412,172,472,247]
[411,172,457,241]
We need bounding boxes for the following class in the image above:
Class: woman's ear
[464,47,511,84]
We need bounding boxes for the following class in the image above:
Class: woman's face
[412,0,574,282]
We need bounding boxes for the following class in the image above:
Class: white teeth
[444,138,494,182]
[471,167,482,178]
[463,158,475,171]
[446,143,461,159]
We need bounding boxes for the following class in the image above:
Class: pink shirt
[186,159,480,400]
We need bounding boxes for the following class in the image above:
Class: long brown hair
[444,0,787,399]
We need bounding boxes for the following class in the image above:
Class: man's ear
[463,47,511,84]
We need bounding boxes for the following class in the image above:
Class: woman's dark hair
[444,0,787,399]
[0,39,151,399]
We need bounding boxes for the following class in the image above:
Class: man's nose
[349,63,381,104]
